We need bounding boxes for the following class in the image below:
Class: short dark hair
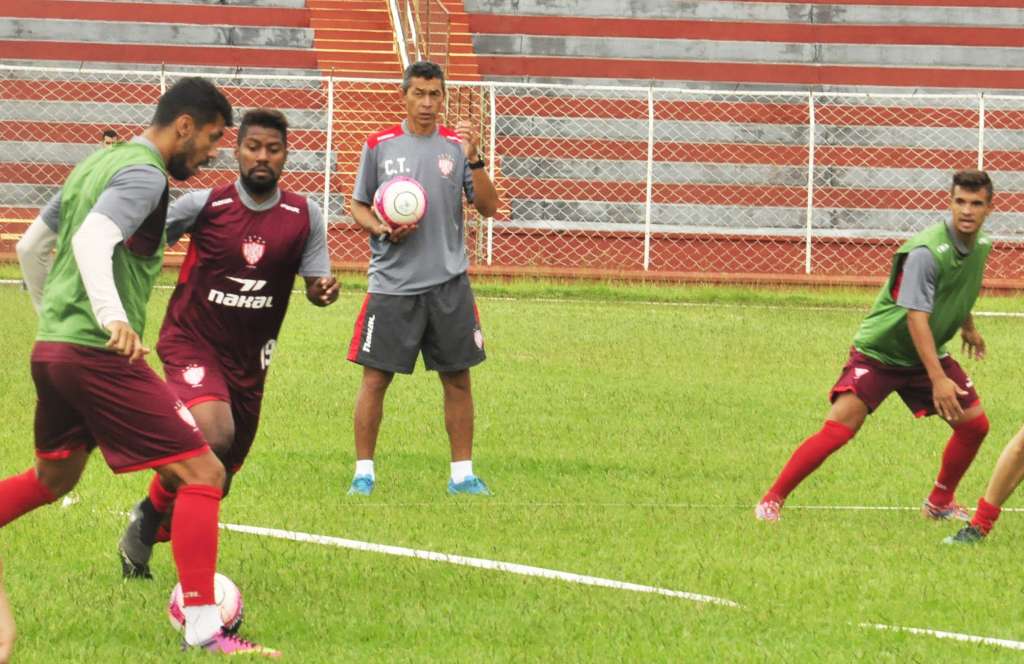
[238,108,288,145]
[952,169,993,202]
[101,129,118,139]
[402,61,445,93]
[152,77,233,129]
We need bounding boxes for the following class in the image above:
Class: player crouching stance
[12,79,278,655]
[114,109,338,576]
[756,170,995,523]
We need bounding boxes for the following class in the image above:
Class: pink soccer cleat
[184,629,281,657]
[755,498,783,522]
[922,498,970,522]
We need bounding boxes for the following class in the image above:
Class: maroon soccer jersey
[159,182,312,379]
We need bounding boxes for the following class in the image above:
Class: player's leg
[350,367,394,494]
[947,422,1024,543]
[422,274,489,495]
[347,291,424,495]
[756,348,892,521]
[120,399,235,579]
[0,349,96,527]
[904,357,986,521]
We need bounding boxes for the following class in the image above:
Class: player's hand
[105,320,149,363]
[0,563,16,664]
[455,119,480,160]
[961,327,986,360]
[933,376,968,421]
[308,276,340,306]
[387,223,418,244]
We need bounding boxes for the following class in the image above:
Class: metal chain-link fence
[3,64,1024,283]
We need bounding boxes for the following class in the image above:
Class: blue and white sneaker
[347,474,375,496]
[447,475,493,496]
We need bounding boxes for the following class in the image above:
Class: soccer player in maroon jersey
[116,108,339,578]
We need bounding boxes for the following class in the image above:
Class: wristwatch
[468,157,485,170]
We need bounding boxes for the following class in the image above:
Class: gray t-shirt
[353,120,475,295]
[39,136,167,239]
[167,180,331,277]
[896,219,974,314]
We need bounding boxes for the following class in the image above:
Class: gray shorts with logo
[346,272,485,374]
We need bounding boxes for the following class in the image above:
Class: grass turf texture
[1,276,1024,661]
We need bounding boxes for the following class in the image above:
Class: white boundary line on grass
[219,522,741,608]
[1,278,1023,318]
[861,623,1024,651]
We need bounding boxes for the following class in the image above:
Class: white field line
[270,502,1024,513]
[1,277,1022,318]
[219,521,740,608]
[861,623,1024,651]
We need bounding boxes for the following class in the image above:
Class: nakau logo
[280,203,300,214]
[227,277,267,292]
[211,197,233,208]
[208,289,274,309]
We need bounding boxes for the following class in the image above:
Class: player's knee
[958,411,990,440]
[34,454,86,498]
[172,454,226,490]
[362,367,393,393]
[205,427,235,459]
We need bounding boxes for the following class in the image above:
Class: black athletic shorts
[346,273,485,374]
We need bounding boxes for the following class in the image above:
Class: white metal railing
[3,64,1024,281]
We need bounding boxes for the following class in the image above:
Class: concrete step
[0,40,318,69]
[1,0,310,27]
[1,18,313,49]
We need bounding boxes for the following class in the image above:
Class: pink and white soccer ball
[167,572,244,633]
[373,176,428,228]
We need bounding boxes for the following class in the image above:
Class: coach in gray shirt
[344,61,499,498]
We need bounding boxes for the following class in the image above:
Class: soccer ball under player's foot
[447,475,493,496]
[755,499,782,522]
[119,499,157,579]
[943,525,986,545]
[347,474,375,496]
[921,498,970,521]
[183,629,281,657]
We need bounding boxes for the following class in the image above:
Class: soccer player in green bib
[756,170,995,523]
[8,78,278,656]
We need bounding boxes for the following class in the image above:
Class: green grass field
[2,274,1024,662]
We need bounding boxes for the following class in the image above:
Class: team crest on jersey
[242,235,266,267]
[182,364,205,388]
[437,153,455,178]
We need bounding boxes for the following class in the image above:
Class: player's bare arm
[455,119,499,218]
[351,199,416,244]
[906,309,966,420]
[304,276,339,306]
[960,313,986,360]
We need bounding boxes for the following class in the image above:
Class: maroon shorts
[158,337,264,473]
[830,347,980,417]
[31,341,209,473]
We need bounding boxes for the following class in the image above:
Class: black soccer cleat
[118,499,159,580]
[943,524,986,545]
